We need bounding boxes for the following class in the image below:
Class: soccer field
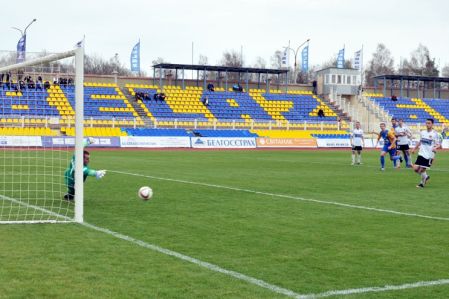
[1,149,449,298]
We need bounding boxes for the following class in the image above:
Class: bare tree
[400,44,439,76]
[364,43,395,86]
[151,57,168,78]
[84,54,131,76]
[220,50,244,81]
[270,50,283,69]
[253,56,266,69]
[320,55,352,69]
[198,54,212,80]
[220,50,243,67]
[442,64,449,77]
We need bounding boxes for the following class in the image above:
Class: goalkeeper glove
[95,170,106,179]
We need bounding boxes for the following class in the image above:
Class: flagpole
[360,44,364,87]
[139,38,141,77]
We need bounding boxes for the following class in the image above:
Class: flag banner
[337,48,345,69]
[301,45,309,72]
[16,35,26,63]
[353,49,362,70]
[281,49,288,68]
[130,41,141,72]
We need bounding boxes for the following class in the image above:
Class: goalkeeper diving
[63,137,106,201]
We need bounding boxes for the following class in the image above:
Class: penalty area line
[3,194,449,298]
[109,170,449,222]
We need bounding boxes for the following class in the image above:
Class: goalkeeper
[63,138,106,201]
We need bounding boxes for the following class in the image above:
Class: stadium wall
[4,136,449,149]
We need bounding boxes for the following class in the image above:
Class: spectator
[36,76,43,90]
[391,95,398,101]
[207,83,215,92]
[312,80,317,95]
[28,79,35,89]
[44,81,51,89]
[153,93,159,101]
[202,96,209,106]
[233,83,243,92]
[160,93,166,101]
[19,80,26,91]
[317,109,325,118]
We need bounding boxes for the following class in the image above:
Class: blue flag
[301,45,309,72]
[337,48,345,68]
[130,41,140,73]
[16,35,26,63]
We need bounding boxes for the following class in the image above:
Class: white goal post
[0,47,84,223]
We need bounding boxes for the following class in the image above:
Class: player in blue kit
[373,123,401,171]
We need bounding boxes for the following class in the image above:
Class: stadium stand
[251,129,348,138]
[367,96,449,123]
[123,128,190,136]
[61,82,144,126]
[62,127,127,137]
[126,84,341,127]
[1,80,346,137]
[0,127,57,136]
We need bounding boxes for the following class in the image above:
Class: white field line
[253,157,449,173]
[3,194,449,298]
[109,170,449,222]
[303,279,449,298]
[0,194,301,298]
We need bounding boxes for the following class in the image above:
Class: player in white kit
[411,118,441,188]
[395,118,412,168]
[350,121,365,165]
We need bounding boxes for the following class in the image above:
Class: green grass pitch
[1,149,449,298]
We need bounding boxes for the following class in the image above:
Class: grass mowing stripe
[0,193,302,298]
[109,170,449,222]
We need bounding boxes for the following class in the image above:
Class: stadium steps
[122,85,154,127]
[319,96,352,122]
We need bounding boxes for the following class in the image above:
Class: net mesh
[0,52,78,223]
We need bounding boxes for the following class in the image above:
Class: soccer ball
[138,186,153,201]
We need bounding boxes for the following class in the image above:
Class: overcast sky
[1,0,448,74]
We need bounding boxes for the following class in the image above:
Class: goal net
[0,48,84,224]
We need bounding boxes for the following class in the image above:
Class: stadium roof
[153,63,288,75]
[373,74,449,83]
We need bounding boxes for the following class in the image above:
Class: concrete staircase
[326,93,389,132]
[320,96,352,123]
[121,85,153,127]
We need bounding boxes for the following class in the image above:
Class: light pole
[283,38,310,83]
[12,18,37,62]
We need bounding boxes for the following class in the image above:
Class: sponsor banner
[41,137,120,147]
[256,138,317,148]
[120,136,191,148]
[0,136,42,147]
[316,138,351,148]
[191,137,256,149]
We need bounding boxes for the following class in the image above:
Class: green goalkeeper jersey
[64,140,96,188]
[64,155,96,188]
